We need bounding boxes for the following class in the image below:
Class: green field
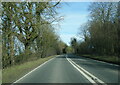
[2,55,57,83]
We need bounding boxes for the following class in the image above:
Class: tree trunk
[10,34,14,65]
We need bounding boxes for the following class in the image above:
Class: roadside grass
[0,43,2,84]
[0,69,1,84]
[81,54,120,65]
[2,55,56,83]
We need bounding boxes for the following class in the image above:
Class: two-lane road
[14,54,119,84]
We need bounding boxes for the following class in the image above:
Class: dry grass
[2,55,56,83]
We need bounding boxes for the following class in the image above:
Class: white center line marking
[66,55,107,85]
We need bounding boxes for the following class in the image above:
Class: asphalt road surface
[14,54,120,84]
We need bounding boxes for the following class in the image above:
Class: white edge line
[79,56,119,67]
[69,58,105,84]
[12,57,55,84]
[66,56,96,84]
[93,59,119,67]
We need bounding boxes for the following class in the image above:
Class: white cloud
[58,4,89,45]
[60,34,82,45]
[60,13,88,32]
[59,13,88,45]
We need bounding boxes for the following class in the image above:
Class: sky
[56,2,91,45]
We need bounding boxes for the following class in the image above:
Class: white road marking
[66,57,96,84]
[69,58,105,83]
[12,57,55,84]
[80,56,119,67]
[66,55,106,85]
[92,59,119,67]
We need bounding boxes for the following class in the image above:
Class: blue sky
[56,2,91,45]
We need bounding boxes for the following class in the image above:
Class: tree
[117,2,120,57]
[70,38,78,54]
[76,2,119,56]
[87,2,118,55]
[1,2,62,68]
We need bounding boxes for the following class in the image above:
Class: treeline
[1,2,66,68]
[71,2,120,57]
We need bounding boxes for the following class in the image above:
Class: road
[14,54,119,84]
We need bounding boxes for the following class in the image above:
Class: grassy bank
[2,55,57,83]
[79,54,120,65]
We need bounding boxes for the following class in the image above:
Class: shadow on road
[56,54,81,59]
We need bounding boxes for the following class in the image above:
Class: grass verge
[79,54,120,65]
[2,55,56,83]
